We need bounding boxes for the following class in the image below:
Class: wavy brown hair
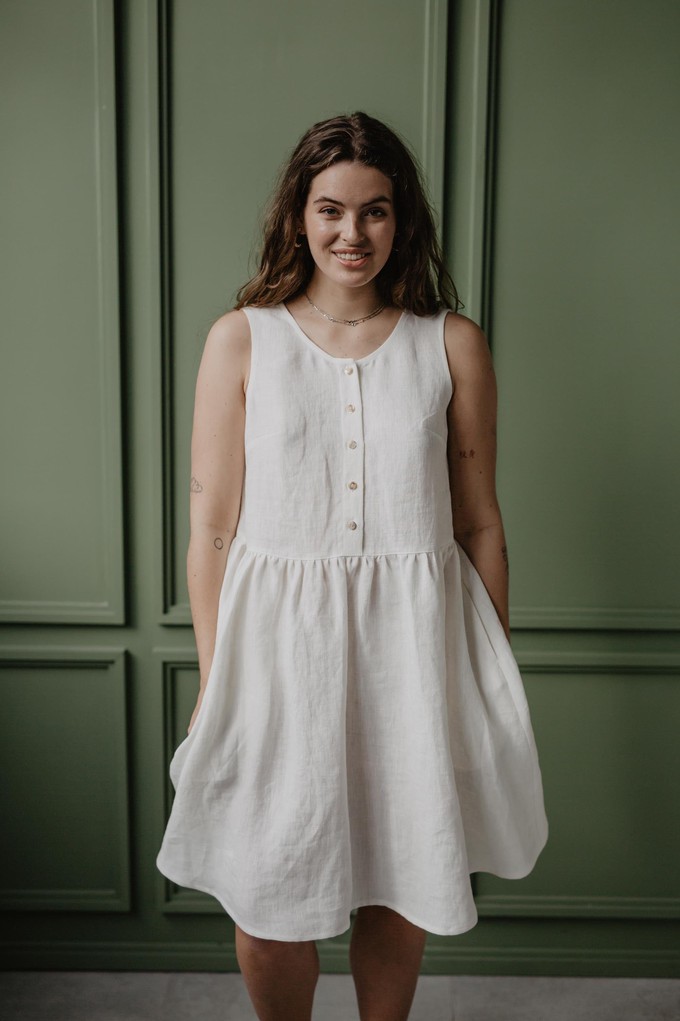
[234,112,462,316]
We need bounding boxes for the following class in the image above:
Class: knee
[235,924,314,955]
[236,924,280,951]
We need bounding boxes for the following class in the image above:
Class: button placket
[340,361,364,554]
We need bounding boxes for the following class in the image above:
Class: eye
[365,207,387,217]
[319,206,339,216]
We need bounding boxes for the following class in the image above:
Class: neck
[305,276,382,320]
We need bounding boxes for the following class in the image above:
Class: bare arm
[187,309,250,728]
[444,313,511,642]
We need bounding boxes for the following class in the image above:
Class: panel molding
[156,0,183,624]
[421,0,449,228]
[0,0,125,625]
[154,647,220,911]
[475,651,680,920]
[514,650,680,673]
[0,936,678,977]
[476,893,680,920]
[156,0,456,625]
[447,0,678,631]
[444,0,496,326]
[0,645,131,911]
[510,604,680,632]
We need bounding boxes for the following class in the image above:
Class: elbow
[189,518,239,539]
[453,508,504,541]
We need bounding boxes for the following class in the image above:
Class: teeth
[335,252,367,261]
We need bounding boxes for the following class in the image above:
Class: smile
[333,252,370,263]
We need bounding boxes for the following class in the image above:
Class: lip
[332,250,371,267]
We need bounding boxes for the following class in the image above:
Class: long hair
[234,112,463,316]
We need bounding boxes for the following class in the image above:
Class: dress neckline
[279,303,407,367]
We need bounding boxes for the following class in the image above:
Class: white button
[346,403,356,413]
[348,481,358,490]
[347,519,357,530]
[348,440,357,449]
[344,365,354,375]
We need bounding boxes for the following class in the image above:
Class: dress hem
[158,868,480,941]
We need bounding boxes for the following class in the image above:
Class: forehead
[307,161,393,202]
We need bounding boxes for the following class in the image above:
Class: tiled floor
[1,972,679,1021]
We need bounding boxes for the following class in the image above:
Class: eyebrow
[312,195,392,206]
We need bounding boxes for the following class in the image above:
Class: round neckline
[279,303,407,366]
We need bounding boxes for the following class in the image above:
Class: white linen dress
[155,303,549,941]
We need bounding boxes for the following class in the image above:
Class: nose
[341,214,364,245]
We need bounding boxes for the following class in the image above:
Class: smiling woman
[302,164,395,298]
[235,111,461,317]
[289,161,401,352]
[155,111,549,1021]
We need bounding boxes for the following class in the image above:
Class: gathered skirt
[156,533,549,940]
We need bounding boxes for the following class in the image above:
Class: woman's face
[301,161,396,291]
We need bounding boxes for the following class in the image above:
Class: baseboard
[1,940,679,978]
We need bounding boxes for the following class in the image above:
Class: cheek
[308,222,336,247]
[374,220,396,247]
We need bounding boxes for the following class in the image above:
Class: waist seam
[232,538,457,563]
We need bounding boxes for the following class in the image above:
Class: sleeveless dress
[155,303,549,941]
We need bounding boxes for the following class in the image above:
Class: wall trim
[481,649,680,921]
[0,937,678,977]
[422,0,449,228]
[514,650,680,673]
[156,0,456,626]
[0,0,125,625]
[476,894,680,919]
[443,0,496,327]
[0,646,131,911]
[154,647,200,909]
[478,1,677,633]
[511,605,680,632]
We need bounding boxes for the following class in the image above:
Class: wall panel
[0,647,130,911]
[155,650,220,913]
[475,657,680,919]
[159,0,449,621]
[488,0,680,629]
[0,0,125,624]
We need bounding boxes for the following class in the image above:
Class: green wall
[1,0,678,976]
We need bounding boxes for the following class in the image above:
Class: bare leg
[234,923,320,1021]
[349,905,427,1021]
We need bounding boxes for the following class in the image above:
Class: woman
[157,111,548,1021]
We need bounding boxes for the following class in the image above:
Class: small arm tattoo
[190,476,203,493]
[501,544,509,573]
[214,537,224,550]
[458,448,476,459]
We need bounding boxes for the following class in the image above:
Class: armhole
[438,308,455,400]
[240,306,257,409]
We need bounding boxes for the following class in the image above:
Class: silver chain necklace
[304,292,385,327]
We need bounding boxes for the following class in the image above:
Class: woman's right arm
[186,309,250,733]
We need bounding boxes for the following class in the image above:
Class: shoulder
[198,309,252,395]
[202,308,251,367]
[442,311,495,389]
[204,307,251,352]
[443,310,490,360]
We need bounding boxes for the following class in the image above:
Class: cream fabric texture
[156,304,549,940]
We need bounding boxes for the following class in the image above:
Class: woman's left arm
[444,312,511,642]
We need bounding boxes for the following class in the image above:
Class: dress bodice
[238,304,454,558]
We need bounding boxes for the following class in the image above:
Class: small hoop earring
[294,233,304,249]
